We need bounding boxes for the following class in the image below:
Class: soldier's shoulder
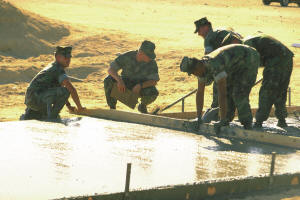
[120,50,137,58]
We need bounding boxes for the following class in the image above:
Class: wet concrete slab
[0,117,300,200]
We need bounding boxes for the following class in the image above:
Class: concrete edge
[56,173,300,200]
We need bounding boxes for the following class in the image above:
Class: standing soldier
[194,17,243,109]
[22,46,85,120]
[180,44,260,131]
[104,40,160,113]
[221,33,294,128]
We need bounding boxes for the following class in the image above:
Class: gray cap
[140,40,156,59]
[55,46,72,58]
[180,56,198,76]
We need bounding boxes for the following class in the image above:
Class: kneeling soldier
[22,46,85,120]
[180,44,260,130]
[104,40,160,113]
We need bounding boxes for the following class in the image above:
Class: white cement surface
[0,117,300,200]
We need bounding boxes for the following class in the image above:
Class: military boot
[277,119,287,128]
[22,108,43,120]
[138,104,148,114]
[253,121,263,128]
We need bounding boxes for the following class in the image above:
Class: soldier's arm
[61,79,85,111]
[196,79,205,116]
[108,61,126,92]
[216,77,227,121]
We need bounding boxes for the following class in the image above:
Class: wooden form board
[159,106,300,119]
[76,108,300,149]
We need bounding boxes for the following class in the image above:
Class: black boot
[138,104,148,114]
[253,121,263,128]
[277,119,287,128]
[21,108,43,120]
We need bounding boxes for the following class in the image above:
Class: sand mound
[0,0,69,58]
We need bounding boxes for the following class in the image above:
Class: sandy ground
[0,0,300,121]
[0,0,300,198]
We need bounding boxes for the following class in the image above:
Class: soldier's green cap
[140,40,156,59]
[221,33,242,46]
[55,46,72,58]
[194,17,211,33]
[180,56,198,76]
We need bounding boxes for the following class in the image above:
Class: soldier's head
[54,46,72,68]
[136,40,156,63]
[180,56,206,77]
[221,33,242,47]
[194,17,212,38]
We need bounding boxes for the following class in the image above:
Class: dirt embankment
[0,0,69,59]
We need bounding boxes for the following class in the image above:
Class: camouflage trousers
[25,87,70,118]
[226,66,258,126]
[255,56,293,123]
[211,82,219,108]
[104,75,159,109]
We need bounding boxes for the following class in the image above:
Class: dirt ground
[0,0,300,198]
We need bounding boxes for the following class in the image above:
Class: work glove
[214,119,229,136]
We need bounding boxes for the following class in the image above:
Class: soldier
[180,44,260,130]
[194,17,243,109]
[221,33,294,128]
[104,40,160,113]
[22,46,85,120]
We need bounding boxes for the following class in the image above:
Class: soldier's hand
[189,114,203,131]
[76,106,86,113]
[67,105,76,113]
[117,80,126,93]
[132,84,142,94]
[214,119,229,136]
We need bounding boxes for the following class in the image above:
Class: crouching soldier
[22,46,85,120]
[180,44,260,130]
[104,40,160,113]
[221,33,294,128]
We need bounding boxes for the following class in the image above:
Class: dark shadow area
[202,134,297,155]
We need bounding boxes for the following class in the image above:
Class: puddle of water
[0,117,299,200]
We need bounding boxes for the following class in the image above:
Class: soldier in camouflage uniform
[104,40,159,113]
[194,17,243,108]
[221,33,294,128]
[180,44,260,130]
[22,46,85,120]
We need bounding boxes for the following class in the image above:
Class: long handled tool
[152,77,263,115]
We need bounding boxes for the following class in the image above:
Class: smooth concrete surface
[1,117,300,200]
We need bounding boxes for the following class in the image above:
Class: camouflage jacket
[243,34,294,67]
[198,44,259,85]
[111,50,159,82]
[204,29,242,54]
[27,61,67,93]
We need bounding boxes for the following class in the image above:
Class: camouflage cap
[194,17,211,33]
[140,40,156,59]
[221,33,242,46]
[180,56,198,76]
[55,46,72,58]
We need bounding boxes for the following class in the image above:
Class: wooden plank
[77,108,188,131]
[159,106,300,119]
[198,124,300,149]
[75,108,300,149]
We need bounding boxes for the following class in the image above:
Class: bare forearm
[70,88,83,109]
[196,90,204,116]
[141,80,157,88]
[108,67,122,82]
